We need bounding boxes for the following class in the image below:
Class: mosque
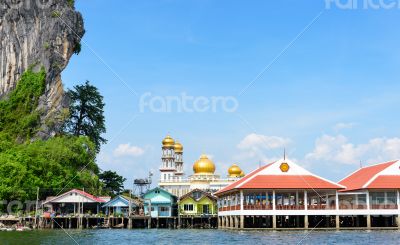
[159,135,245,197]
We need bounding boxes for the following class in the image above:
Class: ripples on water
[1,229,400,245]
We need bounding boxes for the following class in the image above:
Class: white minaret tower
[174,141,184,180]
[160,135,176,182]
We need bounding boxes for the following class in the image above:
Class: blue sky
[62,0,400,186]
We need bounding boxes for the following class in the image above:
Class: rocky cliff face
[0,0,84,137]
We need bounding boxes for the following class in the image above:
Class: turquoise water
[1,229,400,245]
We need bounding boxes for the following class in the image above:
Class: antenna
[359,160,363,169]
[284,148,286,160]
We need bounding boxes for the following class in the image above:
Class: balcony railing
[307,204,336,210]
[275,205,304,210]
[243,204,273,210]
[339,204,367,210]
[218,203,400,211]
[371,204,398,209]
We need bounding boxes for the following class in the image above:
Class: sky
[62,0,400,187]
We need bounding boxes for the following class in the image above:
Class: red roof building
[42,189,109,216]
[339,160,400,191]
[215,159,400,230]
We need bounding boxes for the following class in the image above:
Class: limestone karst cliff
[0,0,84,137]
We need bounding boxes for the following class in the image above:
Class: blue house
[102,195,142,217]
[143,188,177,217]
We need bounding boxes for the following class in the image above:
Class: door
[203,204,209,214]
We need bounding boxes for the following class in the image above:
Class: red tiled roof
[339,161,397,191]
[73,189,107,203]
[215,161,343,196]
[365,175,400,189]
[43,189,106,204]
[214,163,274,195]
[240,175,342,189]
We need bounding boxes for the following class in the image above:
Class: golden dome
[239,171,245,177]
[174,141,183,153]
[193,154,215,174]
[228,164,243,177]
[162,135,175,147]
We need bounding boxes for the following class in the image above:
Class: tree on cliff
[99,170,126,196]
[0,70,102,204]
[64,81,106,153]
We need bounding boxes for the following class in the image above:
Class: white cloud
[234,134,291,167]
[306,134,400,165]
[333,122,357,131]
[113,143,145,157]
[237,133,291,150]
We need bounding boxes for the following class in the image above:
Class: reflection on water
[1,229,400,245]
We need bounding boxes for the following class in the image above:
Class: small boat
[113,223,124,229]
[16,225,32,231]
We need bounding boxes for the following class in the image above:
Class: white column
[240,190,244,210]
[366,191,370,210]
[335,191,339,210]
[304,190,308,210]
[397,190,400,210]
[272,190,276,210]
[296,191,299,206]
[384,191,388,207]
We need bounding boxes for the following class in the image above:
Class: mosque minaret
[159,135,244,197]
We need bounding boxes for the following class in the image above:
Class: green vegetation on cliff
[0,69,46,141]
[0,69,102,204]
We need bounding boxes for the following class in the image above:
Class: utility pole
[128,189,132,229]
[35,187,39,228]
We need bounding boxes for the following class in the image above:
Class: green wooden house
[178,189,217,217]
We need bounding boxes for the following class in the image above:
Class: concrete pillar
[240,191,244,210]
[148,218,151,229]
[218,217,221,228]
[272,190,276,210]
[69,218,72,229]
[128,218,132,229]
[367,215,371,229]
[235,216,239,229]
[272,215,277,229]
[336,191,339,210]
[396,215,400,228]
[304,215,309,229]
[335,215,340,229]
[157,218,159,228]
[305,191,308,210]
[240,215,244,229]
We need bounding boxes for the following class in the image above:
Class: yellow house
[178,189,217,216]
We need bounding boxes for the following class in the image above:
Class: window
[192,191,202,200]
[160,207,169,212]
[183,204,194,211]
[151,207,155,211]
